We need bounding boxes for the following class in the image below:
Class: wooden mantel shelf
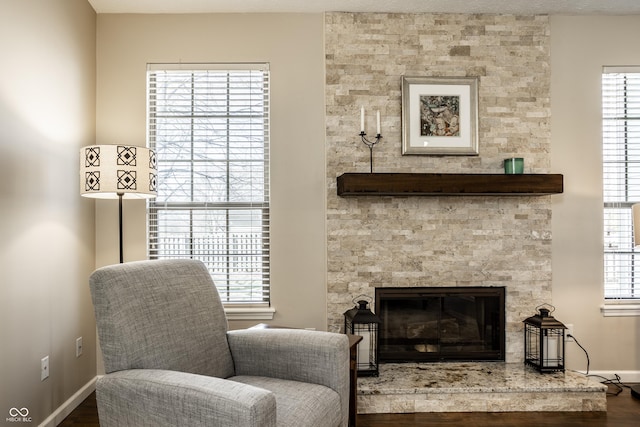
[337,173,564,196]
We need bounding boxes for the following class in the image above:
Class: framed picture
[401,76,479,156]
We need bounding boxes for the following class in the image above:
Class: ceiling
[87,0,640,15]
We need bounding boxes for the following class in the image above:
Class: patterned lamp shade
[80,145,157,199]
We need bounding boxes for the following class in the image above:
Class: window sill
[600,301,640,317]
[224,306,275,320]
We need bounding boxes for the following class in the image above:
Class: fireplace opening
[376,287,505,363]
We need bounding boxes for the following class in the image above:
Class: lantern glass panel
[352,323,377,372]
[542,329,564,369]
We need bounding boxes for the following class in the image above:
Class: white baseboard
[577,370,640,384]
[38,376,97,427]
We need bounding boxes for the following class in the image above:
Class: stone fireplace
[377,287,505,363]
[325,12,555,365]
[323,12,607,414]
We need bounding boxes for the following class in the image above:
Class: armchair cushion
[230,376,341,427]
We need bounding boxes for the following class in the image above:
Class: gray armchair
[89,259,350,427]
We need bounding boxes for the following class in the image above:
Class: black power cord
[569,333,637,397]
[567,334,590,375]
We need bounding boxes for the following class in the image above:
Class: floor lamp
[80,144,157,263]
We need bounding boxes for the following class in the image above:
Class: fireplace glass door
[376,287,505,362]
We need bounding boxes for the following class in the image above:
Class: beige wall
[551,16,640,375]
[95,13,328,331]
[0,0,97,424]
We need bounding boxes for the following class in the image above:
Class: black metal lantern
[344,297,381,377]
[523,305,567,373]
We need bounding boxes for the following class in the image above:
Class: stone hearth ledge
[358,362,607,413]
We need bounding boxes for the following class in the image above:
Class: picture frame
[401,76,479,156]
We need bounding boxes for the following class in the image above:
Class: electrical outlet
[565,323,574,342]
[76,337,83,358]
[41,356,49,381]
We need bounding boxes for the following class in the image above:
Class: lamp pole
[118,192,124,263]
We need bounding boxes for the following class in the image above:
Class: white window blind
[147,63,270,304]
[603,66,640,299]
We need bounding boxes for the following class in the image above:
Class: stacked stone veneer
[325,13,552,363]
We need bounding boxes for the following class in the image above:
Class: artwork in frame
[401,76,479,156]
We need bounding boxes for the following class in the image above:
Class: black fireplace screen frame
[375,287,506,363]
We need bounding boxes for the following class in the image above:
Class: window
[147,63,270,306]
[603,66,640,303]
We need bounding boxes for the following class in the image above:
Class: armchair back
[90,259,235,379]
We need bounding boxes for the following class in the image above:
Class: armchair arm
[96,369,276,427]
[227,329,350,425]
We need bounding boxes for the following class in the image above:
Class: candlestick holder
[360,131,382,173]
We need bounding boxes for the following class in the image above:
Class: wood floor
[60,383,640,427]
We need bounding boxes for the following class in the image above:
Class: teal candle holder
[504,157,524,174]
